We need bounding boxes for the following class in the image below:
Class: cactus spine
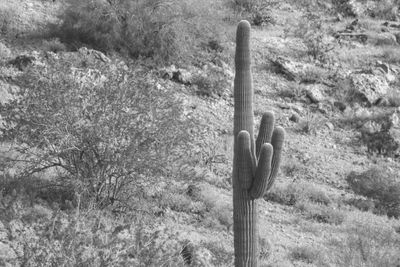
[233,20,285,266]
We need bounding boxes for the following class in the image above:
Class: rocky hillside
[1,0,400,266]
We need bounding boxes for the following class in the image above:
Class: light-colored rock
[375,61,397,82]
[271,57,316,81]
[370,32,398,46]
[0,42,12,60]
[305,84,326,103]
[78,47,110,63]
[349,73,389,104]
[70,67,108,88]
[0,242,17,260]
[0,80,20,105]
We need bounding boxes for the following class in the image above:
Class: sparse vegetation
[1,0,400,266]
[53,0,226,64]
[289,245,322,264]
[347,167,400,218]
[0,59,197,208]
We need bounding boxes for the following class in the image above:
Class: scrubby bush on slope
[0,58,196,207]
[347,167,400,218]
[53,0,225,64]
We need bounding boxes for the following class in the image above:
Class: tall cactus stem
[232,20,285,267]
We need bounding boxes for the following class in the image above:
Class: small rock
[160,65,177,79]
[78,47,110,63]
[305,84,326,103]
[318,102,332,114]
[334,101,347,112]
[325,121,335,130]
[172,69,192,85]
[0,80,20,105]
[289,113,300,123]
[375,97,390,107]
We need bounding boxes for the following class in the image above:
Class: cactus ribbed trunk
[232,20,285,267]
[233,20,257,266]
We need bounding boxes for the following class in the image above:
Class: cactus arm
[237,131,256,190]
[249,143,273,199]
[266,126,285,191]
[255,112,275,158]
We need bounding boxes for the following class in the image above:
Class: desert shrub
[265,181,332,206]
[330,211,400,266]
[0,59,196,208]
[42,38,67,53]
[369,0,399,20]
[297,112,327,135]
[192,66,231,98]
[296,201,345,225]
[381,46,400,64]
[298,66,328,84]
[291,10,336,63]
[280,158,306,178]
[258,237,271,261]
[228,0,277,26]
[289,245,322,264]
[2,198,186,267]
[0,173,76,210]
[331,0,358,17]
[54,0,225,65]
[276,82,304,100]
[0,6,16,35]
[344,197,375,212]
[346,167,400,218]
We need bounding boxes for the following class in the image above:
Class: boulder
[359,111,400,156]
[370,32,398,46]
[271,57,318,81]
[348,73,389,104]
[304,84,326,103]
[374,61,397,82]
[78,47,110,63]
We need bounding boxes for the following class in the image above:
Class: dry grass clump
[289,245,323,264]
[297,112,328,135]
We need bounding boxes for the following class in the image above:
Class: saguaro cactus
[232,20,285,266]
